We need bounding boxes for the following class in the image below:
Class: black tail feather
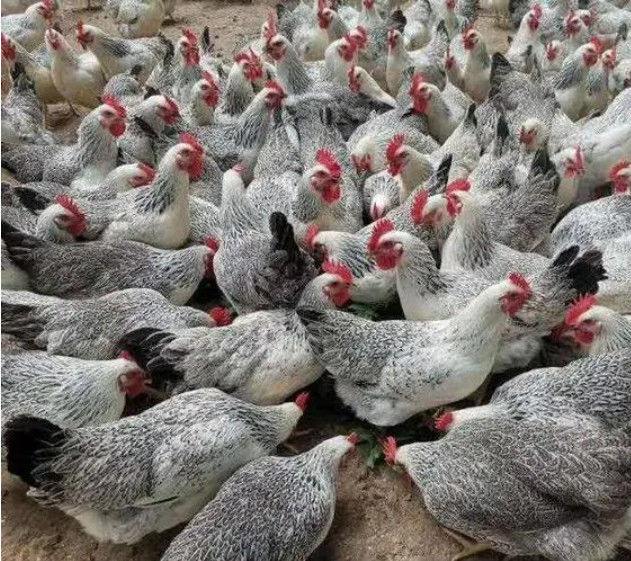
[4,415,66,487]
[553,246,607,300]
[118,328,181,388]
[13,186,52,213]
[269,212,302,268]
[1,303,43,341]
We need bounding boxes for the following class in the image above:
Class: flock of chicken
[1,0,630,557]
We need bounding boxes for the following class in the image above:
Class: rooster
[299,271,534,425]
[1,287,223,360]
[160,435,357,561]
[2,351,147,428]
[1,0,55,52]
[3,390,308,544]
[45,27,106,110]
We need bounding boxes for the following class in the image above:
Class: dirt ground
[4,3,623,561]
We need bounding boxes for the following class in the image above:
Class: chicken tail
[489,53,512,100]
[552,245,607,301]
[2,222,46,269]
[3,415,66,487]
[1,303,44,342]
[269,212,303,270]
[13,186,52,214]
[118,328,182,388]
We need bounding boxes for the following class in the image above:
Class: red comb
[182,28,198,46]
[446,178,471,195]
[410,190,429,225]
[408,71,425,95]
[41,0,53,10]
[55,195,85,221]
[609,160,629,182]
[434,411,454,432]
[1,34,16,60]
[137,162,156,182]
[201,70,218,89]
[204,236,220,253]
[164,95,180,115]
[347,433,360,445]
[545,41,558,60]
[367,218,395,253]
[532,3,542,18]
[315,148,342,180]
[565,294,597,326]
[264,79,286,96]
[305,224,320,247]
[294,391,310,412]
[589,36,603,54]
[77,19,85,35]
[235,50,250,64]
[179,132,204,154]
[264,12,277,43]
[348,66,361,92]
[101,95,127,119]
[508,272,531,295]
[322,259,353,284]
[350,26,368,49]
[209,306,232,326]
[119,350,134,362]
[385,133,405,166]
[382,436,398,465]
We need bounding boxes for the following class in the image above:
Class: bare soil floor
[3,2,629,561]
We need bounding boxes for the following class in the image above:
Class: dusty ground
[4,3,622,561]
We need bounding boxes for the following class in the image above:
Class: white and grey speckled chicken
[1,350,146,429]
[0,64,54,149]
[1,287,220,360]
[2,97,124,186]
[386,415,631,560]
[386,24,449,95]
[215,170,318,314]
[557,295,631,356]
[121,262,353,404]
[116,0,165,39]
[550,160,631,253]
[118,94,181,165]
[3,389,308,544]
[159,434,357,561]
[76,21,169,84]
[1,0,55,52]
[1,229,215,304]
[299,271,534,425]
[440,350,631,431]
[100,66,146,109]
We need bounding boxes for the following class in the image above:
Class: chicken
[386,415,631,560]
[460,26,492,103]
[2,97,125,185]
[1,0,55,52]
[554,40,603,120]
[45,27,106,110]
[439,350,631,431]
[1,287,223,359]
[118,94,181,165]
[549,160,631,253]
[1,229,215,304]
[76,21,169,84]
[159,434,357,561]
[383,133,435,201]
[98,134,202,248]
[403,0,433,49]
[1,64,54,148]
[215,168,318,313]
[1,32,64,107]
[505,5,544,70]
[116,0,165,39]
[558,295,631,355]
[3,194,88,242]
[386,24,449,95]
[347,63,397,107]
[2,351,147,428]
[122,262,353,403]
[3,389,308,544]
[298,271,534,425]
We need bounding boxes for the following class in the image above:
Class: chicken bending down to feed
[160,434,358,561]
[3,389,309,544]
[385,414,631,561]
[299,271,534,425]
